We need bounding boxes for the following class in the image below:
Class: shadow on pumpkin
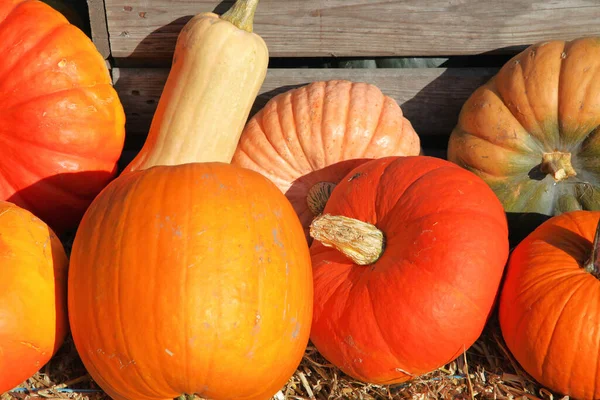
[6,169,116,241]
[284,158,372,244]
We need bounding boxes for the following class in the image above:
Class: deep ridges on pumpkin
[231,80,421,242]
[447,37,600,241]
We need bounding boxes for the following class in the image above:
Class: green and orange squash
[448,37,600,242]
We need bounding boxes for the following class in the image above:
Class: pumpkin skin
[448,37,600,242]
[68,163,313,400]
[231,80,421,242]
[0,201,68,393]
[309,156,509,384]
[123,0,268,172]
[499,210,600,399]
[0,0,125,234]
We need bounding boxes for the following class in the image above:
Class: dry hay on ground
[3,317,565,400]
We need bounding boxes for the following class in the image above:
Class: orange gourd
[0,0,125,234]
[69,164,313,400]
[499,210,600,399]
[68,2,313,399]
[309,156,509,384]
[232,80,421,241]
[0,201,68,393]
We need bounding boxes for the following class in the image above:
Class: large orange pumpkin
[231,80,421,242]
[0,201,68,393]
[309,156,509,384]
[0,0,125,234]
[499,210,600,399]
[448,37,600,243]
[68,163,313,400]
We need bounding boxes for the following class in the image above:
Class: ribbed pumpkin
[68,2,313,399]
[231,80,421,242]
[0,0,125,234]
[0,201,68,393]
[448,37,600,242]
[309,156,509,384]
[499,210,600,399]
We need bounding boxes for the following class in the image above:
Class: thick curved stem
[540,151,577,182]
[221,0,260,32]
[584,219,600,279]
[310,214,384,265]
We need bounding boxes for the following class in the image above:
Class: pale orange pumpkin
[232,80,421,241]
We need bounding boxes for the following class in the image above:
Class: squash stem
[584,219,600,278]
[176,395,195,400]
[540,151,577,182]
[221,0,260,32]
[310,214,385,265]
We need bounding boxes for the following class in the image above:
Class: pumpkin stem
[583,218,600,278]
[540,151,577,182]
[176,395,195,400]
[221,0,260,33]
[310,214,384,265]
[307,182,337,216]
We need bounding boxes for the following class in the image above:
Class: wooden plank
[105,0,600,66]
[87,0,111,60]
[112,67,497,149]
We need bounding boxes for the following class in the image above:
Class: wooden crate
[88,0,600,165]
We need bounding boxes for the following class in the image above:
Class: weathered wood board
[105,0,600,65]
[112,67,498,149]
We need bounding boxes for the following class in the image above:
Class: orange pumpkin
[309,156,509,384]
[0,0,125,234]
[0,201,68,393]
[499,210,600,399]
[231,80,421,241]
[68,163,313,400]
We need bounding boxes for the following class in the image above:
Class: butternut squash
[124,0,269,172]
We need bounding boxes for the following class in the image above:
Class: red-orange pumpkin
[309,156,509,384]
[0,201,68,393]
[0,0,125,234]
[68,163,313,400]
[499,210,600,399]
[231,80,421,242]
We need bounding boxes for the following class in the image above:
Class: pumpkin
[0,0,125,234]
[231,80,421,241]
[308,156,509,384]
[68,3,312,399]
[499,210,600,399]
[447,37,600,243]
[123,0,268,172]
[68,163,313,400]
[0,201,68,393]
